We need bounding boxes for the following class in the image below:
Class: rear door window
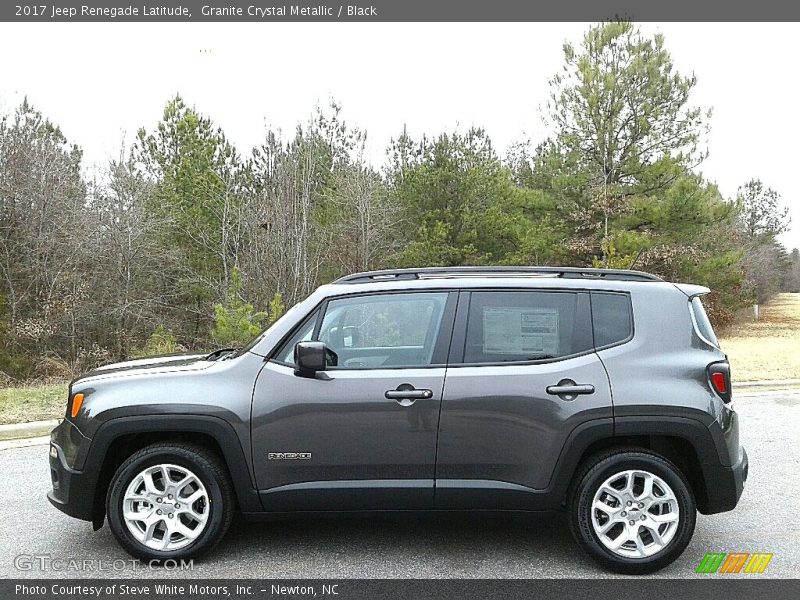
[463,291,589,363]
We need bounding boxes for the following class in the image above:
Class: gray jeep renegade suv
[48,267,747,574]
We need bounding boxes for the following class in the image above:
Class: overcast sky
[1,22,798,249]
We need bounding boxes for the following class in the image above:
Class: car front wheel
[569,449,697,574]
[106,442,234,561]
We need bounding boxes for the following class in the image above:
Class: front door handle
[546,379,595,400]
[385,384,433,405]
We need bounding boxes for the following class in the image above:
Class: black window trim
[268,289,459,370]
[447,288,596,368]
[589,290,635,352]
[269,304,325,366]
[688,294,719,349]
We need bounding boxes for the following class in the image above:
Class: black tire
[568,448,696,575]
[106,442,235,562]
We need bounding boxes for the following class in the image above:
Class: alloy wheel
[590,469,680,558]
[122,463,210,551]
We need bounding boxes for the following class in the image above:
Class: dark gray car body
[48,268,747,526]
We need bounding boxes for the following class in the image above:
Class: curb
[0,435,51,451]
[0,418,59,442]
[735,379,800,389]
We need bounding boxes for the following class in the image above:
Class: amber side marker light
[70,393,85,418]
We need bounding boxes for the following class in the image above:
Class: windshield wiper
[206,347,239,361]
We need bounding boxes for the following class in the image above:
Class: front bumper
[47,420,97,522]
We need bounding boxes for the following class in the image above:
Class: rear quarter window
[591,292,633,348]
[690,296,719,347]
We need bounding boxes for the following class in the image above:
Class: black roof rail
[333,266,663,284]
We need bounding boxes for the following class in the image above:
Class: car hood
[72,352,213,385]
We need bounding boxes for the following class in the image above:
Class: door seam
[432,290,464,505]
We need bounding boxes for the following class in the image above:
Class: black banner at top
[3,0,800,22]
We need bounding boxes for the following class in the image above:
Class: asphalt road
[1,390,798,579]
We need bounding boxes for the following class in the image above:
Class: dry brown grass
[719,293,800,382]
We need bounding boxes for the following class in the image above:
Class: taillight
[707,361,732,403]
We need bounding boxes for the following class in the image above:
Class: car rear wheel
[569,449,696,574]
[107,442,234,561]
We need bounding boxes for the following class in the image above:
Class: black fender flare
[545,415,731,513]
[613,415,728,464]
[85,414,262,520]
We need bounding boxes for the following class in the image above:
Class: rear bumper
[614,412,748,515]
[701,446,748,514]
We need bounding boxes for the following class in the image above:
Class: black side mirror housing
[294,341,334,378]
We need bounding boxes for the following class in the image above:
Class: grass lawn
[719,293,800,382]
[0,382,67,425]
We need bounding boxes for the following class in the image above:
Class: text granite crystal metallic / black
[47,266,748,574]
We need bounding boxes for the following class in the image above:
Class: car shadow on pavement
[200,511,602,578]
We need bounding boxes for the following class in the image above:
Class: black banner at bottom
[4,579,800,600]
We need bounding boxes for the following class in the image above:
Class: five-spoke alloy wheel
[107,443,234,561]
[570,449,696,574]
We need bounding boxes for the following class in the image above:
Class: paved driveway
[1,390,797,579]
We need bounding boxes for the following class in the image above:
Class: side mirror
[294,341,337,378]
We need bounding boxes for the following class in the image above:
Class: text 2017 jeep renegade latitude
[48,266,747,574]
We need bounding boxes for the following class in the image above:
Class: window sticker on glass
[483,307,560,355]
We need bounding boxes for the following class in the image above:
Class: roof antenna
[628,249,643,270]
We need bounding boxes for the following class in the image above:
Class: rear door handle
[385,389,433,400]
[546,379,595,400]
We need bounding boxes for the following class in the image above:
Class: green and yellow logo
[696,552,773,574]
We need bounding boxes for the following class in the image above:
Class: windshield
[234,301,304,357]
